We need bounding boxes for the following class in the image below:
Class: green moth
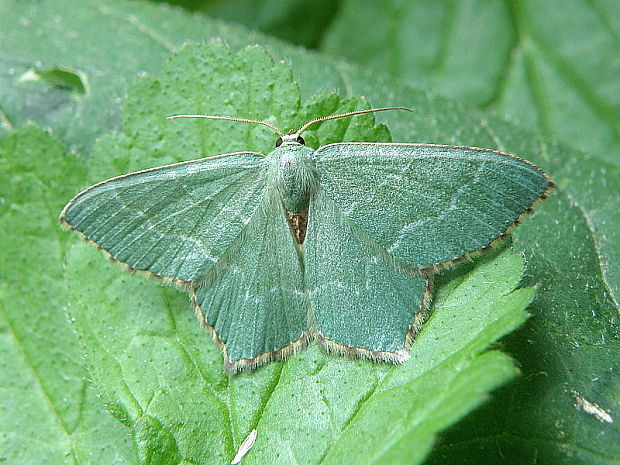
[60,108,553,373]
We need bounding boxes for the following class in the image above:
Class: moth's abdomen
[268,145,318,214]
[266,144,317,244]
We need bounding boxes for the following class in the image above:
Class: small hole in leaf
[34,66,87,94]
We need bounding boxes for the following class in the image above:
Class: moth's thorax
[267,144,317,213]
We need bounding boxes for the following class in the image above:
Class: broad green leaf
[0,0,254,149]
[322,0,620,166]
[1,0,618,463]
[0,127,135,464]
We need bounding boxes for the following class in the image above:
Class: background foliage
[1,0,618,464]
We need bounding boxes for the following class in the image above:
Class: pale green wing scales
[191,188,308,372]
[305,188,430,361]
[60,153,266,283]
[313,143,553,270]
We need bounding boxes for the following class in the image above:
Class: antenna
[295,107,413,135]
[166,114,285,137]
[166,107,413,138]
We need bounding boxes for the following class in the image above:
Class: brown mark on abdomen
[287,211,308,244]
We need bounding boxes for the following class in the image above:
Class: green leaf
[0,0,245,149]
[207,0,342,49]
[0,127,135,464]
[322,0,620,166]
[2,0,618,463]
[0,0,349,149]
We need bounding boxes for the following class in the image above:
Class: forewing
[305,188,430,361]
[314,143,553,269]
[191,188,308,372]
[60,153,266,283]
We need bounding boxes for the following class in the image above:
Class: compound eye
[296,135,305,145]
[275,136,283,147]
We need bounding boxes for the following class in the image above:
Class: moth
[60,108,553,373]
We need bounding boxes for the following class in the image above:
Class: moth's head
[276,132,305,147]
